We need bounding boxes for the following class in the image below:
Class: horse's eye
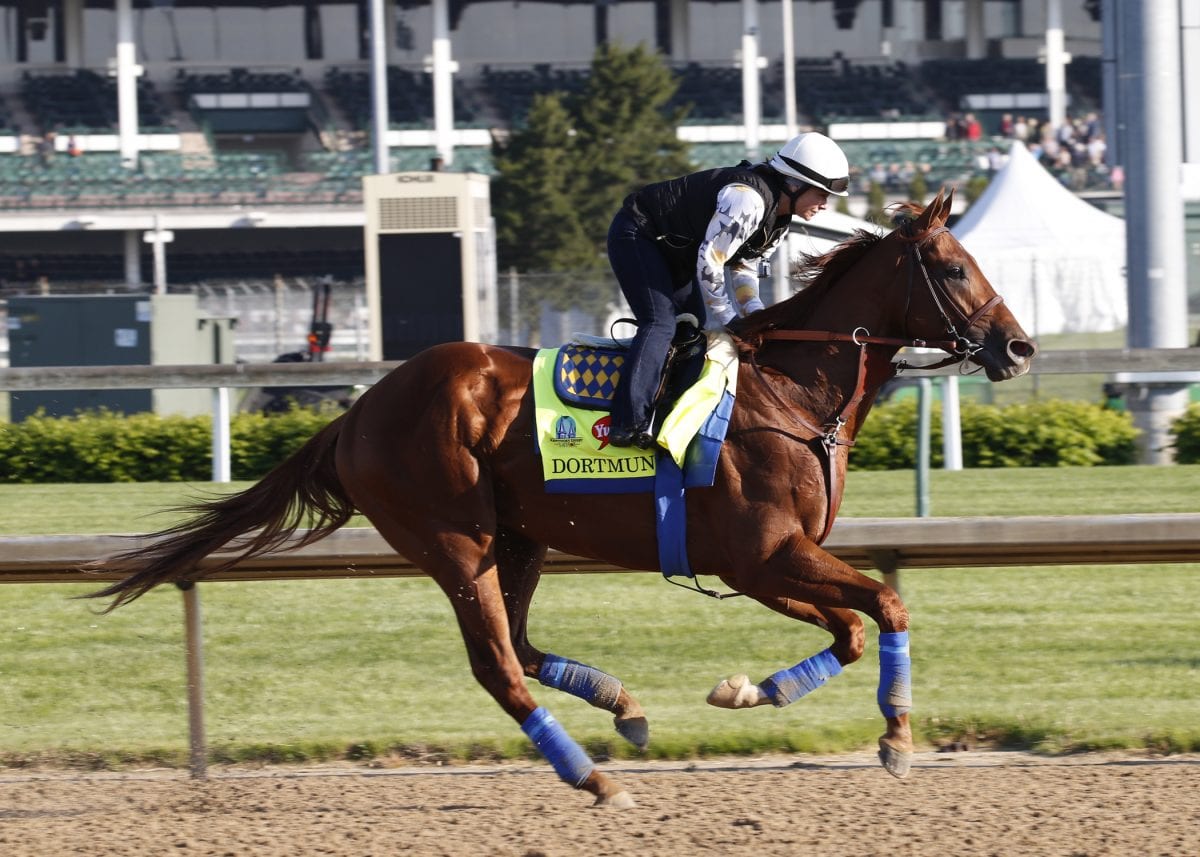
[945,265,965,281]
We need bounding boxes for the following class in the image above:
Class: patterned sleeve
[696,183,768,328]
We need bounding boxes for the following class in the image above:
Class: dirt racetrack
[2,750,1197,856]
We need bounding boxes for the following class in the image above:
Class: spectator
[944,112,962,141]
[999,113,1014,138]
[1056,119,1076,149]
[1013,115,1029,142]
[66,135,81,157]
[963,114,983,141]
[36,132,54,166]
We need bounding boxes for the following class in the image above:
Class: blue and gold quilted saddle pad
[552,344,626,410]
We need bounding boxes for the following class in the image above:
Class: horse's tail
[85,413,354,612]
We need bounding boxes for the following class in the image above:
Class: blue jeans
[607,209,703,431]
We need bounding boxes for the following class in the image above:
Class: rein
[743,224,1004,545]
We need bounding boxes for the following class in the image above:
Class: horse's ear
[910,187,947,233]
[936,184,955,218]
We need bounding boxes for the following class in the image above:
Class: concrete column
[1182,0,1200,163]
[114,0,140,169]
[63,0,84,68]
[123,229,141,287]
[1121,0,1190,464]
[1100,0,1119,166]
[781,0,797,138]
[670,0,690,62]
[1044,0,1068,132]
[740,0,761,159]
[368,0,389,174]
[430,0,456,167]
[143,215,173,294]
[384,0,398,65]
[964,0,986,59]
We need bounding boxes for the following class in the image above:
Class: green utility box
[8,293,235,421]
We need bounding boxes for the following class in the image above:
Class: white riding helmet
[768,132,851,197]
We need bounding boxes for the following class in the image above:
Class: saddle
[553,316,708,430]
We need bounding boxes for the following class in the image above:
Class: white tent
[952,141,1127,335]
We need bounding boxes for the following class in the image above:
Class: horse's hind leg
[495,528,650,750]
[344,494,633,804]
[426,539,634,808]
[706,598,865,709]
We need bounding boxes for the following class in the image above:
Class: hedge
[0,407,340,483]
[849,399,1140,469]
[1169,403,1200,464]
[1,398,1194,483]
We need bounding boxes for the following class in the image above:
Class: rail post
[211,387,231,483]
[177,581,208,779]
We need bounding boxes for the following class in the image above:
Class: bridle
[742,223,1004,544]
[900,225,1004,370]
[756,226,1003,370]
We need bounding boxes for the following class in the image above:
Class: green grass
[1,468,1198,769]
[3,465,1198,533]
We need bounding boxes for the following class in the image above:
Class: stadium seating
[917,58,1045,109]
[0,57,1111,215]
[20,69,171,132]
[324,66,481,129]
[791,61,931,122]
[0,247,365,285]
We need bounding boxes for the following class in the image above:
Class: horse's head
[734,188,1037,382]
[892,188,1037,381]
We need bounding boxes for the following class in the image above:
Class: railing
[4,514,1199,779]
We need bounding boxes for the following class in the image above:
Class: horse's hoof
[594,790,636,809]
[614,714,649,750]
[706,674,769,709]
[877,738,913,779]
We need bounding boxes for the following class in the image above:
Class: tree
[492,93,594,274]
[491,94,599,328]
[491,44,695,326]
[907,169,928,204]
[569,43,693,254]
[865,180,888,226]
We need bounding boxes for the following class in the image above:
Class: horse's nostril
[1008,339,1037,360]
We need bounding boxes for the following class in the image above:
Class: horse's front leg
[706,598,865,709]
[717,534,914,778]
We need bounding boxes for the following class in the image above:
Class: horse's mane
[731,202,927,346]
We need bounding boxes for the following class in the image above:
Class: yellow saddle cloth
[531,333,739,493]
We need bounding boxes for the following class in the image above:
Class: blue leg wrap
[760,648,843,707]
[521,706,595,788]
[877,631,913,717]
[537,654,623,711]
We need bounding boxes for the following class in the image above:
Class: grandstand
[0,0,1120,362]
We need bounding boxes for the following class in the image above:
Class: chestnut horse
[87,189,1035,807]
